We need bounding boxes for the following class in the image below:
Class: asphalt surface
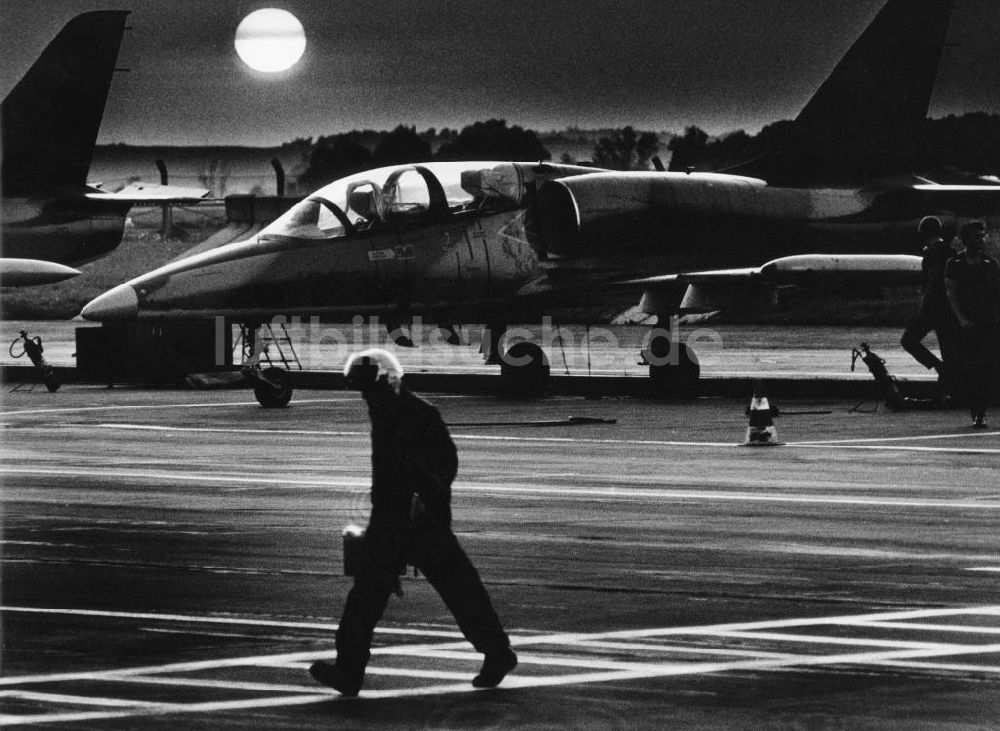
[1,320,938,380]
[2,387,999,728]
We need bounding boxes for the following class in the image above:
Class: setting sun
[234,8,306,73]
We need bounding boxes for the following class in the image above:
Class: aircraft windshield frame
[259,161,526,241]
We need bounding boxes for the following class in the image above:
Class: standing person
[310,349,516,696]
[901,216,959,394]
[945,221,1000,428]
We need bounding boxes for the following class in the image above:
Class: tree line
[298,120,662,188]
[668,112,1000,182]
[297,112,999,189]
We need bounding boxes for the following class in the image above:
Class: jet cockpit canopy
[260,161,529,241]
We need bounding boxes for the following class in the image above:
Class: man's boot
[472,647,518,688]
[309,660,363,697]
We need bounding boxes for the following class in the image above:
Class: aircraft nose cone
[81,283,138,321]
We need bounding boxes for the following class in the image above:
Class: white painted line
[3,603,999,692]
[0,692,334,727]
[9,642,1000,725]
[790,431,1000,446]
[701,630,956,650]
[87,422,1000,455]
[0,690,173,709]
[140,628,316,642]
[458,484,1000,510]
[844,621,1000,636]
[93,423,369,439]
[5,466,1000,510]
[0,466,371,490]
[0,651,341,689]
[115,675,339,693]
[360,667,481,681]
[967,567,1000,573]
[878,660,1000,674]
[561,639,802,660]
[369,641,1000,697]
[786,444,1000,456]
[0,398,355,417]
[2,605,1000,725]
[532,605,1000,645]
[0,605,463,638]
[90,422,736,447]
[256,661,479,682]
[377,647,655,671]
[276,658,544,683]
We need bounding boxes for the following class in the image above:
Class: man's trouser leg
[962,330,990,418]
[935,323,961,396]
[901,317,942,371]
[335,574,393,680]
[415,529,510,655]
[335,521,405,680]
[976,329,997,417]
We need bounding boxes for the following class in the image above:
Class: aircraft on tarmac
[81,0,1000,403]
[0,11,208,287]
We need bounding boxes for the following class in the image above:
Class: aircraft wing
[866,183,1000,215]
[86,182,211,204]
[0,258,81,287]
[617,254,922,288]
[572,254,923,314]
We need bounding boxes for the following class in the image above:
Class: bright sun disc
[234,8,306,73]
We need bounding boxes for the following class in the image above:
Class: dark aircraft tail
[1,11,130,197]
[727,0,954,186]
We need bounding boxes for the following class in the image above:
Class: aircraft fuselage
[80,163,995,324]
[538,174,960,276]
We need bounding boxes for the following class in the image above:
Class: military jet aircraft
[1,11,208,286]
[81,0,1000,402]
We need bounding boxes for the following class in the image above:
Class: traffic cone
[743,392,781,446]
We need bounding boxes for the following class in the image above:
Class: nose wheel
[247,366,294,408]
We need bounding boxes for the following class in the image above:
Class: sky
[1,0,998,147]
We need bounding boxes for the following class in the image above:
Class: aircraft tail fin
[731,0,954,185]
[1,11,130,197]
[795,0,953,154]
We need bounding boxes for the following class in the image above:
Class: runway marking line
[0,394,475,418]
[879,660,1000,674]
[2,605,1000,725]
[81,422,1000,456]
[5,465,1000,510]
[0,399,355,417]
[0,690,171,709]
[790,431,1000,445]
[8,419,998,459]
[8,416,999,455]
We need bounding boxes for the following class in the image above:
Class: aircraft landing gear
[641,328,700,398]
[499,341,550,397]
[437,321,461,346]
[481,323,550,396]
[247,365,293,408]
[239,323,295,408]
[385,321,415,347]
[481,321,507,365]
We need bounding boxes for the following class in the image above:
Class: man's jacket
[364,380,458,525]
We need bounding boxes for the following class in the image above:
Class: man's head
[918,216,943,240]
[343,348,403,393]
[960,220,987,253]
